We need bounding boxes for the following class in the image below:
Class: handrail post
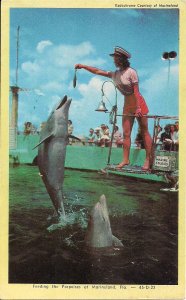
[107,105,117,165]
[150,117,160,169]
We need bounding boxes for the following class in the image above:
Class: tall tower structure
[9,26,20,149]
[10,26,29,149]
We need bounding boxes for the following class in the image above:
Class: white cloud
[22,61,40,74]
[54,41,95,59]
[34,89,45,96]
[78,77,102,95]
[68,76,124,136]
[36,40,53,53]
[20,41,105,88]
[51,42,100,68]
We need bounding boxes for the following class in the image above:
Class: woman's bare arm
[75,64,111,78]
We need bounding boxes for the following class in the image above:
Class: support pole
[10,86,19,128]
[107,106,117,165]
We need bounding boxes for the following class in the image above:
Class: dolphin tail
[44,183,66,217]
[52,189,66,217]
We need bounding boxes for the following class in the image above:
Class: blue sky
[10,8,179,139]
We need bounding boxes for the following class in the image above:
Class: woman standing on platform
[75,46,152,170]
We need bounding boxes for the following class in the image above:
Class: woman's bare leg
[117,116,134,168]
[137,116,152,169]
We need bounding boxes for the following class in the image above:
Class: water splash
[47,207,88,232]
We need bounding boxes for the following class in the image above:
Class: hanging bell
[95,100,108,112]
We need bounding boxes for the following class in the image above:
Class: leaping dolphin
[33,95,71,218]
[85,195,124,248]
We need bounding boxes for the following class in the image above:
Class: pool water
[9,165,178,284]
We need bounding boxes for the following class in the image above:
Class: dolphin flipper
[112,235,124,247]
[68,135,81,141]
[32,133,53,149]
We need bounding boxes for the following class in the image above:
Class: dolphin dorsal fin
[32,133,53,149]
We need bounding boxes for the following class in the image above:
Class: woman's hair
[117,55,130,68]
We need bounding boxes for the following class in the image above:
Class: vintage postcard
[0,0,186,299]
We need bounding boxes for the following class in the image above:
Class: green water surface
[9,166,178,285]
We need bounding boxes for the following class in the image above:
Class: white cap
[109,46,131,59]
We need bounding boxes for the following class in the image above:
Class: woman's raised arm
[75,64,111,78]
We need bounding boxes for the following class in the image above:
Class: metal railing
[106,110,179,167]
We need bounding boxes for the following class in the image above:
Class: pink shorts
[123,93,149,114]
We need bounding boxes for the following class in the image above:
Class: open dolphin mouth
[56,95,71,110]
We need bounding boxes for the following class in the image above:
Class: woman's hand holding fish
[75,64,83,69]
